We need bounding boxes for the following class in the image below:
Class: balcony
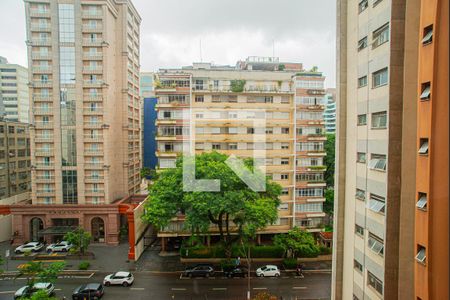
[34,108,53,115]
[82,25,103,33]
[35,150,54,156]
[83,66,103,74]
[30,39,51,46]
[85,149,103,155]
[33,95,53,102]
[31,52,52,60]
[34,135,53,142]
[84,135,103,142]
[83,53,103,60]
[33,121,53,129]
[81,10,103,19]
[83,107,103,115]
[32,66,52,74]
[85,189,105,195]
[83,80,104,87]
[84,122,103,129]
[85,163,104,169]
[35,163,54,169]
[30,24,51,32]
[82,38,104,46]
[83,95,103,102]
[36,189,55,195]
[35,175,54,182]
[85,175,104,182]
[29,9,51,18]
[32,80,52,88]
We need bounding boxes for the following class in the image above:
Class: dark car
[184,264,215,278]
[224,267,248,278]
[72,283,104,300]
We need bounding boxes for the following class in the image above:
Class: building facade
[153,58,327,248]
[140,72,157,170]
[414,0,449,299]
[323,88,336,133]
[0,120,31,200]
[9,0,142,245]
[332,0,421,299]
[0,57,30,123]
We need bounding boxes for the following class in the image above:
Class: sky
[0,0,336,87]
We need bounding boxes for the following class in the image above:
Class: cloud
[0,0,336,87]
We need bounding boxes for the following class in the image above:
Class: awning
[38,226,77,236]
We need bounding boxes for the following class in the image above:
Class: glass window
[372,23,389,48]
[62,170,77,204]
[358,76,367,87]
[58,4,75,43]
[371,111,387,128]
[367,271,383,295]
[357,114,367,126]
[372,68,388,87]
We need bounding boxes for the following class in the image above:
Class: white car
[103,271,134,287]
[256,265,281,277]
[46,241,73,253]
[14,242,44,254]
[14,282,55,299]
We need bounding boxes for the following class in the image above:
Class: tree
[273,227,320,258]
[64,228,91,254]
[17,261,65,289]
[0,255,3,273]
[21,289,58,300]
[142,152,282,257]
[324,133,335,188]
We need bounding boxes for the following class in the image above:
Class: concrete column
[161,237,166,252]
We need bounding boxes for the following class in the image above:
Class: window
[228,127,237,134]
[281,188,289,195]
[372,68,388,87]
[278,203,289,210]
[368,233,384,256]
[356,189,366,200]
[416,193,427,210]
[281,128,290,134]
[229,143,237,150]
[357,152,366,163]
[195,95,204,102]
[247,127,255,134]
[418,138,429,155]
[358,0,368,13]
[371,111,387,128]
[367,271,383,295]
[368,194,386,214]
[357,114,367,126]
[372,23,389,48]
[280,174,289,180]
[422,25,433,45]
[416,245,426,264]
[355,224,364,236]
[281,158,289,165]
[354,259,363,273]
[212,143,221,150]
[368,154,386,171]
[295,203,323,213]
[195,142,204,150]
[281,143,289,150]
[373,0,383,6]
[358,76,368,87]
[420,82,431,100]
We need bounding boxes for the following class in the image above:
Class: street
[0,272,331,300]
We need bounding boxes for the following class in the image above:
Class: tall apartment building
[414,0,449,299]
[323,88,336,133]
[0,121,31,199]
[8,0,141,245]
[0,57,30,123]
[332,0,422,299]
[153,57,327,249]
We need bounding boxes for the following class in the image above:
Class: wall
[143,97,157,170]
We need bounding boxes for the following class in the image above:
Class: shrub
[23,250,32,257]
[319,246,332,255]
[230,80,246,92]
[78,261,90,270]
[282,258,297,269]
[220,259,236,271]
[250,246,284,258]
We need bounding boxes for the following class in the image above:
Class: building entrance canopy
[38,226,77,236]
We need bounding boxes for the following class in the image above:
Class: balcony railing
[83,80,104,87]
[35,150,54,156]
[83,95,103,102]
[30,24,51,31]
[32,66,52,73]
[83,66,103,73]
[84,135,103,142]
[85,189,105,194]
[83,107,103,114]
[31,52,52,60]
[82,25,103,32]
[29,9,51,18]
[35,135,53,142]
[35,175,54,181]
[83,53,103,60]
[34,121,53,128]
[82,38,104,46]
[32,80,52,87]
[81,10,103,18]
[35,163,54,168]
[34,108,53,115]
[36,189,55,194]
[30,39,51,46]
[84,122,103,128]
[85,175,104,181]
[85,149,103,155]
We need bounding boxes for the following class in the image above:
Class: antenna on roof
[199,39,203,62]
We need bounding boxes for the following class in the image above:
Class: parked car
[256,265,281,277]
[14,242,44,254]
[72,283,104,300]
[224,266,248,278]
[46,241,73,253]
[184,264,215,278]
[14,282,55,299]
[103,271,134,287]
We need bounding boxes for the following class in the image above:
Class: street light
[241,240,251,300]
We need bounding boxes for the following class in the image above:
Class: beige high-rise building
[332,0,421,299]
[7,0,141,246]
[153,58,328,249]
[0,57,30,123]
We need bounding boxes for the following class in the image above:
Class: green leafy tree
[273,227,320,258]
[0,255,3,273]
[324,133,335,187]
[21,289,58,300]
[230,80,246,92]
[143,152,282,257]
[17,261,65,288]
[64,228,91,254]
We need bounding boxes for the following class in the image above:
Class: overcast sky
[0,0,336,87]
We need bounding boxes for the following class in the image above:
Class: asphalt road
[0,272,331,300]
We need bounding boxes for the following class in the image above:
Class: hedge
[180,245,284,259]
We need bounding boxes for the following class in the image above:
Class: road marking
[130,287,145,291]
[0,291,15,294]
[171,288,187,291]
[293,286,307,290]
[212,288,227,291]
[253,287,267,290]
